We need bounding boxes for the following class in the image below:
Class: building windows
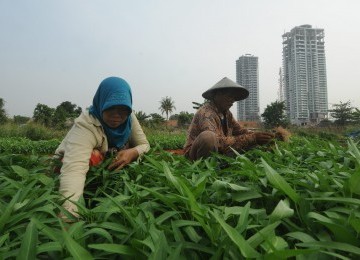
[282,25,328,125]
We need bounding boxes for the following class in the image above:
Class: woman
[55,77,150,217]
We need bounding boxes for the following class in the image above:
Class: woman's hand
[108,148,139,171]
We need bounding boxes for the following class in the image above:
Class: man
[184,77,274,160]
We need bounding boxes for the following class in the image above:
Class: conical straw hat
[202,77,249,101]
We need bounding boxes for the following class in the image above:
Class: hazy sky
[1,0,359,118]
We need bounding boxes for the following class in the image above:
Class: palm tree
[192,99,209,110]
[159,96,176,120]
[135,110,150,123]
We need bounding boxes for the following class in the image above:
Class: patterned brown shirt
[184,102,256,155]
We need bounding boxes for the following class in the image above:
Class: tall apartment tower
[236,54,259,121]
[282,24,328,125]
[278,67,285,102]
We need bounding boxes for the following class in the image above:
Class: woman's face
[102,105,130,128]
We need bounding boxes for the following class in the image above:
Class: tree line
[1,96,359,129]
[0,98,83,128]
[261,100,360,128]
[0,96,194,129]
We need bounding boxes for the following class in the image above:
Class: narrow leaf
[349,169,360,195]
[36,242,62,254]
[0,233,9,247]
[211,211,260,258]
[88,244,136,256]
[298,241,360,255]
[269,199,294,223]
[262,158,300,203]
[0,190,21,232]
[17,218,38,260]
[62,224,93,260]
[11,165,29,178]
[286,232,316,243]
[247,221,281,248]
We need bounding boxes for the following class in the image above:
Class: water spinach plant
[0,136,360,259]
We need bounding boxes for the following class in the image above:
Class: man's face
[213,90,237,112]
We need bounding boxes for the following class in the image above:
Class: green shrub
[0,137,60,154]
[318,131,339,141]
[146,130,186,149]
[0,122,66,140]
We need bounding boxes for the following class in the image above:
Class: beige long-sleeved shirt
[55,110,150,216]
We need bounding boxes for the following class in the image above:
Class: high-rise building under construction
[282,24,328,125]
[236,54,259,121]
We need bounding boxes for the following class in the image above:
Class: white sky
[1,0,359,118]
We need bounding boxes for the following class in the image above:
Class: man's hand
[254,132,275,145]
[108,148,139,171]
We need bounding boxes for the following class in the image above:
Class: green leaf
[180,241,215,254]
[136,185,177,209]
[262,158,300,203]
[308,197,360,206]
[97,222,130,234]
[62,224,93,260]
[211,180,250,191]
[103,193,136,228]
[286,232,316,243]
[183,226,202,243]
[265,248,317,259]
[35,174,54,186]
[171,220,185,242]
[32,217,61,242]
[348,139,360,165]
[82,228,113,243]
[144,155,164,170]
[349,169,360,195]
[224,205,265,220]
[350,216,360,233]
[262,236,288,253]
[0,233,9,247]
[163,162,183,195]
[308,212,359,246]
[321,251,352,260]
[247,221,281,248]
[155,211,179,225]
[269,199,294,223]
[172,220,202,227]
[88,244,136,256]
[211,211,260,258]
[11,165,29,178]
[237,202,250,233]
[167,243,183,260]
[232,190,262,203]
[36,242,62,254]
[297,241,360,255]
[0,190,21,232]
[17,218,38,260]
[149,228,170,260]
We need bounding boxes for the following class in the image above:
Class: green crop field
[1,135,360,259]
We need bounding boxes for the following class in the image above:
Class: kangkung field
[1,130,360,259]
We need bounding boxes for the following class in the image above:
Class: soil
[165,149,185,155]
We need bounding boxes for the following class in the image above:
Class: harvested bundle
[272,126,291,142]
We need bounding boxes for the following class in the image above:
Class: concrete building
[282,24,328,125]
[278,67,285,102]
[236,54,259,121]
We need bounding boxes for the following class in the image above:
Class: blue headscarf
[89,77,132,149]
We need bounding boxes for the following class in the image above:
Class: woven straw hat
[202,77,249,101]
